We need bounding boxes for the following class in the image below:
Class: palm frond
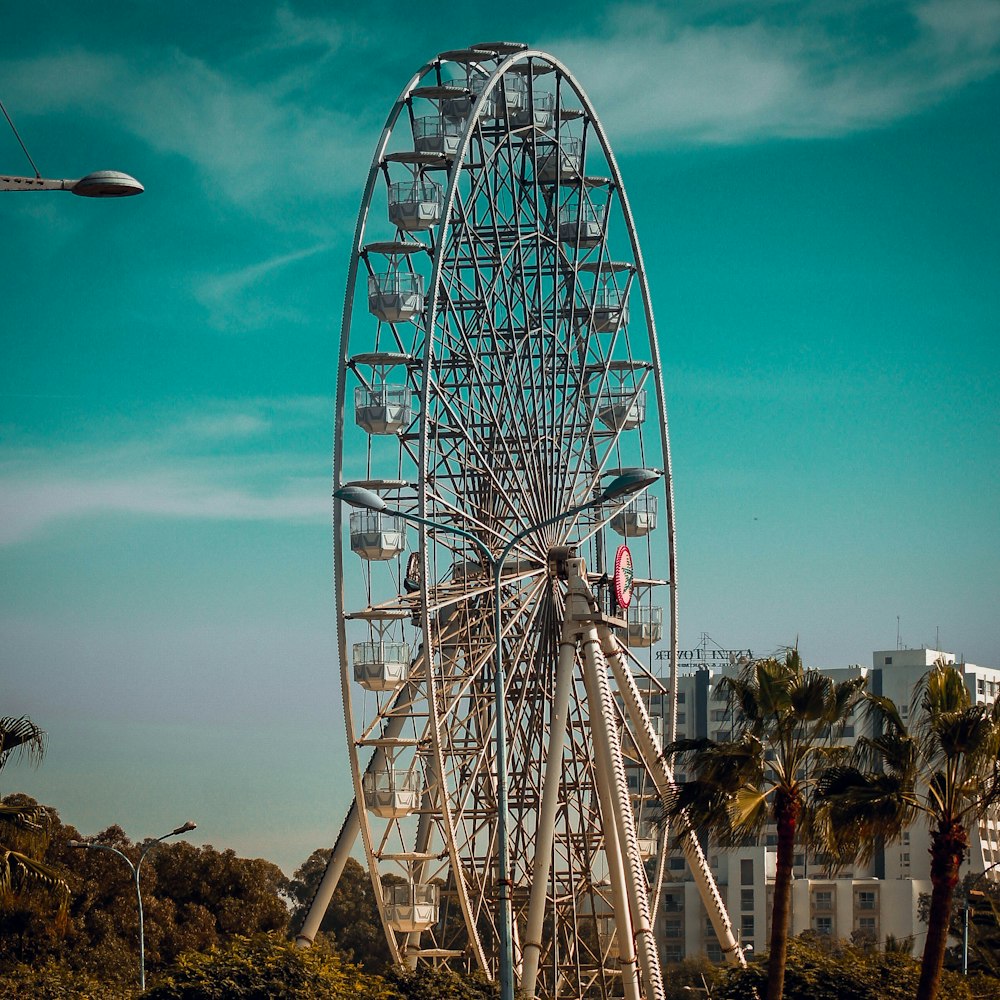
[0,717,46,769]
[815,765,917,864]
[729,785,770,834]
[864,693,908,735]
[787,670,832,723]
[0,801,48,835]
[0,848,69,895]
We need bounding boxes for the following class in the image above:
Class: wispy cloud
[193,243,331,331]
[0,474,327,545]
[0,398,333,545]
[551,0,1000,146]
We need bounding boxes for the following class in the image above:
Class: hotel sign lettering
[655,648,753,664]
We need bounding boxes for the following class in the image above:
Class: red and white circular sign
[613,544,634,609]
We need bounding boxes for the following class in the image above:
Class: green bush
[140,935,396,1000]
[713,938,984,1000]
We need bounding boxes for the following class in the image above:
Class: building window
[741,859,754,886]
[857,891,876,910]
[814,890,833,911]
[765,834,778,847]
[663,945,683,962]
[815,916,833,936]
[884,656,892,665]
[979,678,986,695]
[741,889,754,912]
[843,725,855,738]
[901,853,910,864]
[859,917,877,934]
[664,918,683,939]
[677,692,686,704]
[706,943,722,963]
[669,857,685,871]
[677,712,687,725]
[663,893,683,913]
[740,915,754,939]
[902,832,910,845]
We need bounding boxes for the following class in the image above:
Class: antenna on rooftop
[896,616,902,650]
[936,625,940,649]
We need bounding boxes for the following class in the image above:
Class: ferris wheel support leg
[600,632,746,968]
[294,800,361,948]
[519,630,578,998]
[579,620,665,1000]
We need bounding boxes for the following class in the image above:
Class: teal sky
[2,0,998,873]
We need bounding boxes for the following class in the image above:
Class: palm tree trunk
[766,791,799,1000]
[917,822,967,1000]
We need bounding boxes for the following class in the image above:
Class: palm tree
[665,649,865,1000]
[817,660,1000,1000]
[0,716,68,896]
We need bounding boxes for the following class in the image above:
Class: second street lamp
[336,468,659,1000]
[68,820,197,991]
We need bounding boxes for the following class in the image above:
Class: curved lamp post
[0,170,144,197]
[336,468,660,1000]
[68,821,197,990]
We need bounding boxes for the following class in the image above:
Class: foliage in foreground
[0,960,127,1000]
[141,935,393,999]
[139,935,501,1000]
[711,937,995,1000]
[387,962,500,1000]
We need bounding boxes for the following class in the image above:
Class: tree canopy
[0,797,290,984]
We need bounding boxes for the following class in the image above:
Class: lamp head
[171,821,197,836]
[335,485,387,512]
[70,170,144,198]
[67,840,85,848]
[600,468,660,502]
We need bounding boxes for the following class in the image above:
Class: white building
[647,646,999,961]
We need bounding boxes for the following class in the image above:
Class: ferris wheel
[299,42,743,1000]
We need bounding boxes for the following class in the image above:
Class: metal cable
[1,99,42,177]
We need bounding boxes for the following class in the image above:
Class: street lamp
[1,99,143,197]
[68,821,197,990]
[336,467,659,1000]
[0,170,144,197]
